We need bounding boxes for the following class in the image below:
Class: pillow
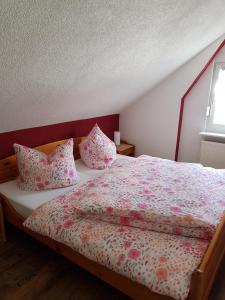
[79,124,116,170]
[14,138,78,191]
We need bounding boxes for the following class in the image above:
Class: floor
[0,226,225,300]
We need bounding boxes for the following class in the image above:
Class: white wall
[120,34,225,162]
[1,1,225,133]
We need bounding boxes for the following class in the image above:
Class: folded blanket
[24,206,208,300]
[24,155,225,299]
[24,155,225,240]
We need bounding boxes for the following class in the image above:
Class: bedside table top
[116,143,133,151]
[116,142,135,157]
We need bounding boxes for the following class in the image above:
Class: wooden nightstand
[116,143,135,157]
[0,200,6,242]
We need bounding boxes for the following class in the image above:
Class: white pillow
[14,139,78,191]
[79,124,116,170]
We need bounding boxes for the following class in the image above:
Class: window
[206,62,225,134]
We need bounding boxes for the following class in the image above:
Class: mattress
[0,156,124,218]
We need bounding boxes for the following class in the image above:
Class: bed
[0,137,225,300]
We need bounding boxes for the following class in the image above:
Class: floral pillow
[79,124,116,170]
[14,139,78,191]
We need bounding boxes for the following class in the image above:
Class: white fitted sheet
[0,156,124,218]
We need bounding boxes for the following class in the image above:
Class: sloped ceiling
[1,0,225,132]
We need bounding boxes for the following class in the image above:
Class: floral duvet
[23,155,225,300]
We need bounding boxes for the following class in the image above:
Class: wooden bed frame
[0,138,225,300]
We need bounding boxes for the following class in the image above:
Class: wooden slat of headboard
[0,137,85,183]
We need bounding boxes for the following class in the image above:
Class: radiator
[200,141,225,168]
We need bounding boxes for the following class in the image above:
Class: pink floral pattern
[14,139,78,191]
[79,124,116,170]
[24,202,208,300]
[25,155,225,239]
[23,155,225,299]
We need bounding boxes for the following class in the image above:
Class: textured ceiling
[0,0,225,132]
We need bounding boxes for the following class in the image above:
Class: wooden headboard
[0,137,85,184]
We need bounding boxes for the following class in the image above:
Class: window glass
[205,62,225,133]
[213,68,225,125]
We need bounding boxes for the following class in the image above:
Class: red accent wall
[0,114,119,159]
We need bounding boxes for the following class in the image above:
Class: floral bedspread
[24,208,208,300]
[23,155,225,299]
[28,155,225,238]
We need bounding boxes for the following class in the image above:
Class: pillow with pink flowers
[14,138,78,191]
[79,124,116,170]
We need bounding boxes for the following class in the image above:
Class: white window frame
[205,62,225,134]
